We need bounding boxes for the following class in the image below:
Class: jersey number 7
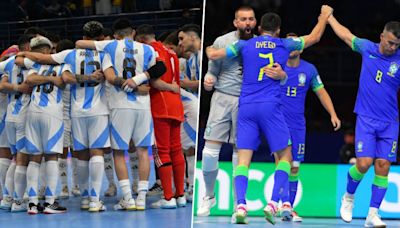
[257,53,274,81]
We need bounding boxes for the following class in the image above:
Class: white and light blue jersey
[52,49,112,117]
[184,51,200,95]
[94,38,156,110]
[27,63,66,120]
[0,56,35,122]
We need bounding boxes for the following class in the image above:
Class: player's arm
[180,78,199,92]
[301,5,333,49]
[263,63,287,81]
[327,15,355,48]
[122,61,167,91]
[103,67,125,87]
[315,88,341,131]
[25,73,55,86]
[151,79,180,93]
[14,56,25,67]
[0,75,31,94]
[75,40,96,50]
[16,51,57,65]
[206,46,228,60]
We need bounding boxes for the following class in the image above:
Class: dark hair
[136,24,155,36]
[260,13,281,33]
[163,31,179,45]
[83,21,104,39]
[24,26,46,36]
[56,39,74,53]
[112,18,134,32]
[103,27,113,37]
[46,33,61,43]
[234,6,254,18]
[17,34,34,50]
[179,24,201,38]
[384,21,400,39]
[157,31,172,42]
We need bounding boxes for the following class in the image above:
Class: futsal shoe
[71,185,81,197]
[364,212,386,228]
[147,182,163,196]
[136,192,146,210]
[11,200,27,212]
[88,200,106,212]
[114,198,136,210]
[292,211,303,222]
[0,196,12,210]
[340,194,354,223]
[234,204,248,224]
[43,201,66,214]
[176,195,187,207]
[60,185,69,199]
[80,197,90,210]
[196,196,216,216]
[27,202,44,215]
[104,183,117,197]
[263,203,277,225]
[280,202,293,221]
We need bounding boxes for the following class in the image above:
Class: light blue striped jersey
[27,63,66,120]
[181,52,200,96]
[94,38,156,110]
[0,56,35,122]
[52,49,112,117]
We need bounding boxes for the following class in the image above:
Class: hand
[263,63,285,80]
[204,74,216,91]
[91,70,105,82]
[331,115,341,131]
[122,78,137,92]
[18,82,32,94]
[320,5,333,19]
[16,51,26,57]
[136,84,150,95]
[170,82,180,93]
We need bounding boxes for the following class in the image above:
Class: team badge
[205,126,212,136]
[298,73,306,86]
[388,62,399,77]
[357,141,363,152]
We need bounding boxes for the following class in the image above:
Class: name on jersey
[255,41,276,49]
[79,51,98,57]
[123,48,138,55]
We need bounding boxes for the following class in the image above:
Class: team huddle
[200,4,400,228]
[0,18,200,214]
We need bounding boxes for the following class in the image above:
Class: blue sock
[234,165,249,205]
[347,165,364,194]
[271,161,290,203]
[370,175,388,208]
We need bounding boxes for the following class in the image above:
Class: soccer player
[135,24,186,208]
[197,6,256,218]
[177,24,202,200]
[328,14,400,227]
[275,32,341,222]
[19,21,112,212]
[75,18,166,210]
[0,35,32,211]
[21,36,68,214]
[206,6,333,224]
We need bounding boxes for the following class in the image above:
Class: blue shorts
[355,115,398,162]
[236,102,291,152]
[289,127,305,162]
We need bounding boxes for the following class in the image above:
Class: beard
[238,27,254,40]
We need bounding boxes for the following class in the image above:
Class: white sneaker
[114,198,136,210]
[80,197,90,210]
[104,183,117,197]
[340,194,354,223]
[136,193,146,210]
[364,212,386,228]
[71,185,80,197]
[0,196,12,210]
[233,204,248,224]
[88,200,106,212]
[176,195,186,207]
[280,203,293,221]
[292,211,303,222]
[185,185,193,203]
[60,185,69,199]
[263,203,277,225]
[11,200,27,212]
[151,198,177,209]
[196,196,216,217]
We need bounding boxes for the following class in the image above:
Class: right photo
[194,0,400,227]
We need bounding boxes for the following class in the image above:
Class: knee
[375,159,390,172]
[356,160,372,173]
[291,165,299,175]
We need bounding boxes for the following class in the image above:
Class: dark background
[198,0,400,164]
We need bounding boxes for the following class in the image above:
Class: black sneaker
[43,201,67,214]
[147,182,163,196]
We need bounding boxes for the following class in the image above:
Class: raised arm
[327,15,356,48]
[17,52,57,65]
[206,46,228,60]
[301,5,333,49]
[75,40,96,50]
[315,88,341,131]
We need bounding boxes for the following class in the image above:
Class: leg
[136,146,150,210]
[170,120,185,202]
[0,148,12,199]
[58,147,69,198]
[103,147,117,197]
[26,154,42,214]
[128,141,139,193]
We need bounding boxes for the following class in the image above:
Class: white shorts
[71,115,110,151]
[6,118,27,155]
[110,109,154,150]
[0,112,8,148]
[63,119,72,148]
[25,112,64,154]
[180,89,198,150]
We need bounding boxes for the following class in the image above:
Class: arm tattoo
[114,77,126,87]
[75,74,91,83]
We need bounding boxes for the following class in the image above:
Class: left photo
[0,1,203,227]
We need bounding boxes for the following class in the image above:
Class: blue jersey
[0,56,36,122]
[281,59,324,129]
[27,63,66,120]
[51,49,112,117]
[352,37,400,122]
[94,38,156,110]
[226,35,304,105]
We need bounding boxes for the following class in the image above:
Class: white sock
[39,157,46,189]
[202,143,221,197]
[129,152,139,185]
[14,165,27,200]
[58,158,68,186]
[4,161,15,198]
[369,207,378,215]
[186,155,195,187]
[137,180,148,199]
[104,153,115,186]
[77,160,89,197]
[71,157,79,187]
[119,179,132,200]
[89,155,104,202]
[45,160,58,204]
[0,158,11,195]
[232,147,238,208]
[26,161,40,204]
